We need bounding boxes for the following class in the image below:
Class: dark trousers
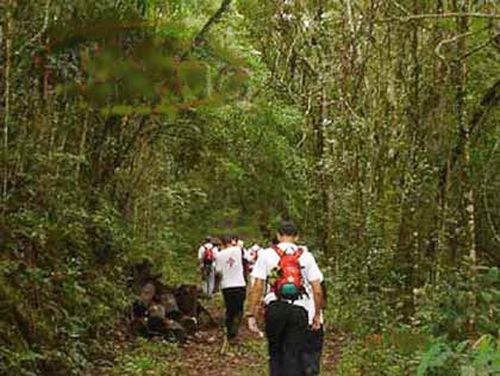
[302,326,324,376]
[222,287,246,339]
[265,301,308,376]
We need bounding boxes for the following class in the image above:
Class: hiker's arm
[246,277,264,336]
[302,252,323,330]
[246,278,265,318]
[246,250,267,335]
[310,279,323,330]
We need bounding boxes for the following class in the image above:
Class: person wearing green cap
[246,220,324,376]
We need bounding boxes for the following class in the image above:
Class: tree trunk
[453,0,477,332]
[2,0,13,218]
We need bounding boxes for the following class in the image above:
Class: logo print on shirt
[227,257,235,268]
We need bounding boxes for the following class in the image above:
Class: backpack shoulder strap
[291,247,304,261]
[272,245,285,258]
[273,245,304,259]
[203,244,214,257]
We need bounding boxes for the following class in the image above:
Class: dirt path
[89,299,341,375]
[177,325,268,376]
[177,323,342,375]
[176,299,342,376]
[178,299,341,376]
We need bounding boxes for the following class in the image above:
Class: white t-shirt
[198,243,218,262]
[251,242,322,325]
[215,246,246,289]
[244,244,261,265]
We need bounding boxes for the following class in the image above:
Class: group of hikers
[197,220,325,376]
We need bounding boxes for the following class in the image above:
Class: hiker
[302,275,326,376]
[243,243,262,284]
[215,235,247,342]
[246,220,324,376]
[198,237,219,297]
[229,234,240,247]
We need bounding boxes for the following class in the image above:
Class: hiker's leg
[223,288,240,339]
[281,305,308,376]
[227,289,238,339]
[231,287,246,337]
[265,301,287,376]
[222,288,232,337]
[207,268,215,296]
[302,326,324,376]
[201,267,209,296]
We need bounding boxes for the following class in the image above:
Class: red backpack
[202,245,215,266]
[272,245,304,299]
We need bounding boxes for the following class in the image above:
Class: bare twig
[282,34,299,82]
[381,12,500,23]
[434,26,489,61]
[390,0,410,15]
[15,0,51,56]
[435,30,475,61]
[457,33,499,60]
[296,132,307,149]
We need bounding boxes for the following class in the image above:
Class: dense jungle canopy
[1,0,499,374]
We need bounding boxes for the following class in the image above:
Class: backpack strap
[293,247,304,263]
[202,244,214,262]
[272,245,285,258]
[272,245,303,259]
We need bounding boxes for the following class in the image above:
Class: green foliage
[413,266,500,340]
[336,331,500,376]
[336,335,420,375]
[1,0,307,373]
[2,0,499,374]
[0,198,130,374]
[113,339,182,375]
[417,335,500,376]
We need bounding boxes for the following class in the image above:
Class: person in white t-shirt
[215,235,247,341]
[246,221,324,376]
[243,243,262,284]
[197,237,219,297]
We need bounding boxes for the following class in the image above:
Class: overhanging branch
[380,12,500,23]
[182,0,232,60]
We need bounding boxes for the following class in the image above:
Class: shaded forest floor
[88,297,342,375]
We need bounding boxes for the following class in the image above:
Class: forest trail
[5,2,499,375]
[178,323,342,375]
[164,299,342,376]
[90,297,342,375]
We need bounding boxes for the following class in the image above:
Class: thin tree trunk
[435,0,447,284]
[454,0,477,332]
[2,0,13,218]
[76,112,89,181]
